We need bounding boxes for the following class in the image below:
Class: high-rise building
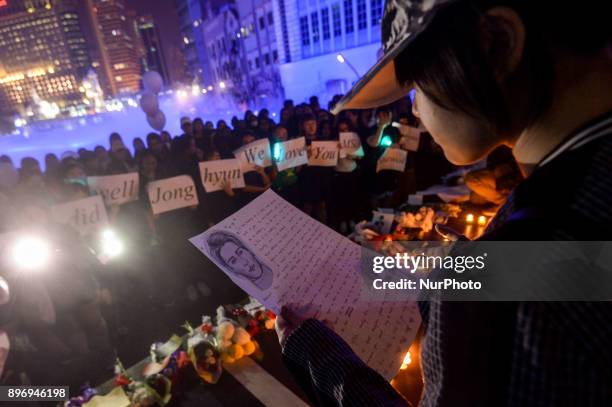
[176,0,228,86]
[272,0,383,105]
[236,0,283,104]
[135,14,170,84]
[201,3,242,87]
[0,0,92,115]
[88,0,142,95]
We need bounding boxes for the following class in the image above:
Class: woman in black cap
[276,1,612,406]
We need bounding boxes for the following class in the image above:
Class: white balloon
[142,71,163,94]
[139,92,159,115]
[147,110,166,131]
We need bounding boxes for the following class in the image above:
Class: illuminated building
[272,0,384,105]
[0,0,92,115]
[236,0,284,104]
[88,0,142,95]
[135,14,170,85]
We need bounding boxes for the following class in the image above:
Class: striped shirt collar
[537,111,612,169]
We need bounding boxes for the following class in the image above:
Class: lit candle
[400,351,412,370]
[477,215,487,226]
[465,213,474,224]
[464,224,473,239]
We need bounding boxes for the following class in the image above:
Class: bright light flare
[101,229,123,259]
[12,237,51,270]
[218,81,226,89]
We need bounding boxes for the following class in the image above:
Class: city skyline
[0,0,383,124]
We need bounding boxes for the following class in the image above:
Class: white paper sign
[308,141,339,167]
[397,124,421,152]
[233,139,272,171]
[274,137,308,171]
[51,195,109,236]
[88,173,139,206]
[199,159,245,193]
[376,147,407,173]
[189,190,420,380]
[339,132,362,157]
[147,175,199,214]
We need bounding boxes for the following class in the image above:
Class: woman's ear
[480,7,526,82]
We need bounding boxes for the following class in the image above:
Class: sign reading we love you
[88,173,139,206]
[199,159,246,193]
[376,147,407,173]
[233,139,272,171]
[147,175,199,214]
[51,195,109,236]
[275,137,308,171]
[308,141,339,167]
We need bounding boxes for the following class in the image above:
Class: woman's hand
[222,179,235,197]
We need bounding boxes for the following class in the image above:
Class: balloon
[142,71,163,94]
[146,110,166,131]
[139,92,159,115]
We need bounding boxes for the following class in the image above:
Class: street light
[336,53,360,78]
[218,81,226,89]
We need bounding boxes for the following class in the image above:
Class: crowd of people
[0,93,519,390]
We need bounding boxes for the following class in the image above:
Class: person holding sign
[297,114,334,224]
[364,106,404,208]
[236,132,272,207]
[270,126,300,206]
[334,120,364,233]
[200,150,239,226]
[276,0,612,406]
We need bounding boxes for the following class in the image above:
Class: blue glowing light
[380,135,393,147]
[272,143,282,161]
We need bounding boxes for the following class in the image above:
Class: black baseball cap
[331,0,458,114]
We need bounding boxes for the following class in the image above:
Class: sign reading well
[308,141,339,167]
[88,173,139,206]
[233,138,272,171]
[376,147,407,172]
[275,137,308,171]
[199,159,245,193]
[147,175,199,214]
[51,195,108,236]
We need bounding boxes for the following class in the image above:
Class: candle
[400,351,412,370]
[477,215,487,226]
[464,224,474,239]
[465,213,474,224]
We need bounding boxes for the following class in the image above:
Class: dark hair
[207,231,245,269]
[394,1,612,132]
[299,113,317,126]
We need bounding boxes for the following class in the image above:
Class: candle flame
[400,351,412,370]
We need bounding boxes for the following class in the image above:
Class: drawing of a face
[219,241,262,279]
[206,231,273,290]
